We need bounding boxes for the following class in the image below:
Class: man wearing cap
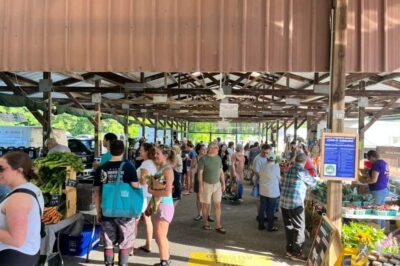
[280,153,317,262]
[258,152,280,231]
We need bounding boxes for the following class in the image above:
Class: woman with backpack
[0,151,44,266]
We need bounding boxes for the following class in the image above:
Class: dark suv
[68,139,95,168]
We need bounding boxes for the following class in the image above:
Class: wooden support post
[154,117,158,144]
[283,120,288,144]
[43,72,52,146]
[235,122,238,145]
[185,122,189,139]
[293,116,298,142]
[270,122,275,145]
[276,120,279,151]
[327,0,348,239]
[142,115,146,138]
[163,119,167,145]
[358,81,365,163]
[265,123,269,144]
[124,111,129,158]
[94,80,101,157]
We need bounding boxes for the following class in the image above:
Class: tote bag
[101,161,144,218]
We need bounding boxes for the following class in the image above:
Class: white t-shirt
[48,144,71,154]
[259,163,281,198]
[137,159,157,198]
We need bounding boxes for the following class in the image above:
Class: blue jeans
[259,195,279,229]
[237,180,243,199]
[371,187,389,228]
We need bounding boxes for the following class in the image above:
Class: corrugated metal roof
[0,0,331,72]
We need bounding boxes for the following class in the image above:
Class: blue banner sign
[322,133,358,180]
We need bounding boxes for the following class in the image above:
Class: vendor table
[40,212,84,265]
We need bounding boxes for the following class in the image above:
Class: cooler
[60,224,101,256]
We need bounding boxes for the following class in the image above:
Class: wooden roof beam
[0,72,45,126]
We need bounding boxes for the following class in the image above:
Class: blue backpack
[101,161,144,218]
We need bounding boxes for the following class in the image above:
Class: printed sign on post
[219,103,238,118]
[320,133,359,180]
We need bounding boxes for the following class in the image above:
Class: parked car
[68,138,95,169]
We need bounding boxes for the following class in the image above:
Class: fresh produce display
[311,182,375,206]
[343,204,399,217]
[42,207,63,225]
[33,152,84,222]
[34,152,85,172]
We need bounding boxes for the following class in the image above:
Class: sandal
[138,245,151,253]
[202,225,212,230]
[215,227,227,234]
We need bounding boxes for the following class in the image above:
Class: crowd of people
[0,133,391,265]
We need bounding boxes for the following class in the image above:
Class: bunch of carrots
[42,207,63,225]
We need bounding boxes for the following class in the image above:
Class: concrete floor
[63,184,307,266]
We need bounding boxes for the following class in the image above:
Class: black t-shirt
[94,160,138,220]
[94,160,138,188]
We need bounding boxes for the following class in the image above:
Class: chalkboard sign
[307,215,339,266]
[321,133,359,181]
[48,194,62,207]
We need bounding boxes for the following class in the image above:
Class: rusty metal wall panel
[1,0,332,72]
[347,0,400,72]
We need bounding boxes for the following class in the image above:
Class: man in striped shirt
[280,153,317,262]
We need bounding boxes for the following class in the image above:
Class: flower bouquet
[144,173,167,216]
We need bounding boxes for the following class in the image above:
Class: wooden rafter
[360,98,399,134]
[0,72,46,126]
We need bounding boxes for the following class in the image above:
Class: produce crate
[65,167,77,218]
[60,224,101,256]
[372,209,389,216]
[342,208,354,216]
[353,209,366,215]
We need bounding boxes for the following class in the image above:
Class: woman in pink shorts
[149,147,175,266]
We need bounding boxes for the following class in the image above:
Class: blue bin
[60,224,101,256]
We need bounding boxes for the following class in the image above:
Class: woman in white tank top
[0,151,44,266]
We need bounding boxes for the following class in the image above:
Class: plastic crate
[60,224,101,256]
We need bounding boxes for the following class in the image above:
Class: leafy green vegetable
[34,152,84,172]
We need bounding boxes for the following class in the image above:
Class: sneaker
[290,254,307,262]
[285,252,292,258]
[207,216,215,222]
[194,215,202,221]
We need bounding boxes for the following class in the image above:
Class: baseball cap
[267,152,276,161]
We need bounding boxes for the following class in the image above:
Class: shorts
[101,217,136,249]
[154,203,175,223]
[200,182,222,204]
[0,250,39,266]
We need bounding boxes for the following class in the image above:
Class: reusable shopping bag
[101,161,144,218]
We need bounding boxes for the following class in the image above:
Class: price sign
[321,133,359,180]
[65,179,78,188]
[48,194,62,207]
[219,103,238,118]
